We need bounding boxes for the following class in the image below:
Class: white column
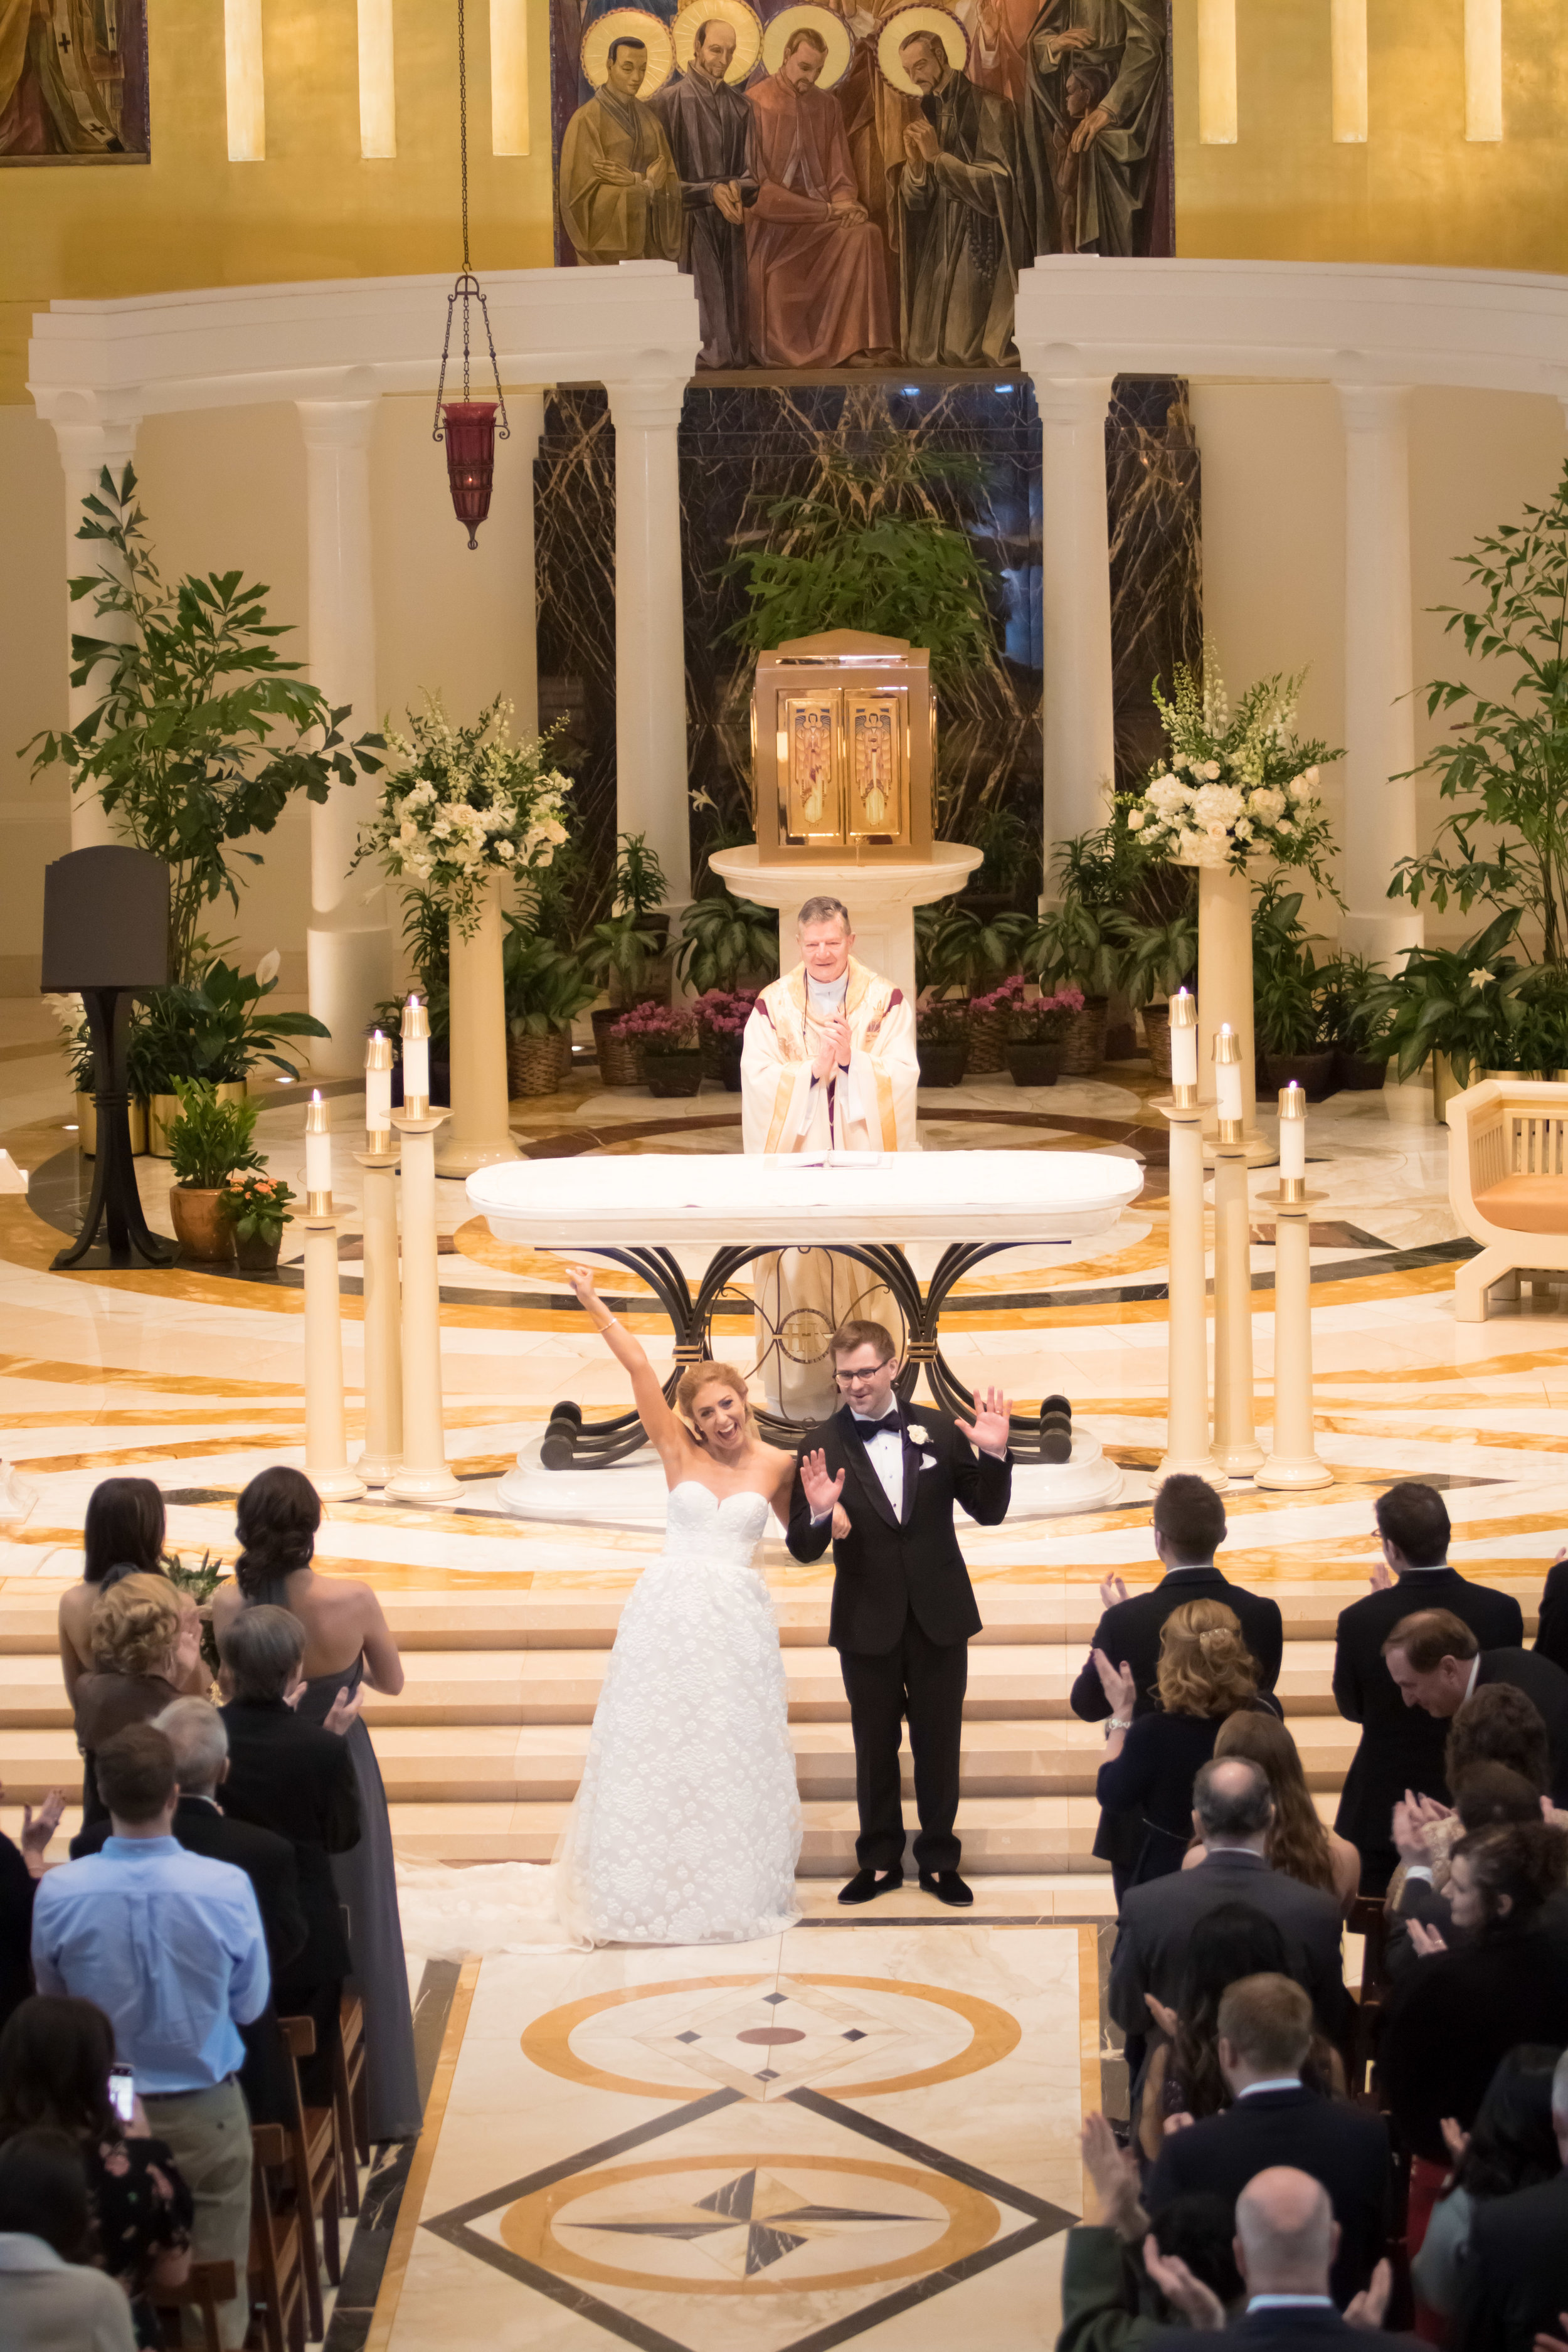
[1337,383,1422,967]
[297,397,393,1076]
[604,373,691,909]
[511,389,546,739]
[1029,375,1115,874]
[53,416,141,851]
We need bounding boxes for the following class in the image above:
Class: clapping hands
[1093,1647,1136,1719]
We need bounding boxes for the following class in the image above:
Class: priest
[741,895,918,1418]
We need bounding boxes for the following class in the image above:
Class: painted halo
[760,2,854,91]
[876,0,968,93]
[672,0,764,83]
[581,7,675,93]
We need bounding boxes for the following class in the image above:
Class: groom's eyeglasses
[835,1362,894,1387]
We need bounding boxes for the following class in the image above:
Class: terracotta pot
[1056,998,1108,1076]
[1006,1039,1062,1088]
[169,1186,235,1263]
[1142,1002,1173,1082]
[1333,1047,1389,1093]
[966,1008,1007,1076]
[233,1226,283,1272]
[642,1048,704,1098]
[507,1032,565,1099]
[1261,1048,1336,1103]
[917,1040,968,1088]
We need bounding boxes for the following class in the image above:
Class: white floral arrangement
[1125,647,1343,897]
[358,694,573,938]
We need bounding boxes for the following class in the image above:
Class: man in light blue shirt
[32,1722,268,2349]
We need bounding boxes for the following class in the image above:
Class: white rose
[1234,817,1253,840]
[1305,765,1320,787]
[496,840,516,861]
[907,1422,929,1446]
[432,817,451,838]
[1288,775,1314,803]
[398,820,420,845]
[1172,753,1189,771]
[1128,808,1147,830]
[1199,760,1222,781]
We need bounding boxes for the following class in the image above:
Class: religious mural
[0,0,147,157]
[549,0,1172,370]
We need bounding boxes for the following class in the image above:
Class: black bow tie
[854,1411,903,1436]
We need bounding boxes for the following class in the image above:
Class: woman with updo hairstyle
[1382,1818,1568,2168]
[1092,1597,1279,1889]
[72,1573,203,1830]
[58,1478,204,1708]
[210,1465,418,2144]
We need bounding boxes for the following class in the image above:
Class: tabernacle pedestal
[710,844,978,1007]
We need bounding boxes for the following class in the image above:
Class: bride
[554,1264,805,1945]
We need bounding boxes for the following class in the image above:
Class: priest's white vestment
[739,958,919,1417]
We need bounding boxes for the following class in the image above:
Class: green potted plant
[1316,951,1395,1092]
[691,989,758,1089]
[502,928,597,1098]
[612,1002,702,1098]
[916,999,970,1088]
[1251,885,1335,1101]
[963,805,1041,917]
[1005,985,1084,1088]
[586,914,666,1081]
[218,1170,295,1273]
[165,1079,263,1262]
[1022,836,1133,1076]
[615,832,672,943]
[1121,911,1199,1081]
[674,889,780,995]
[1377,911,1534,1116]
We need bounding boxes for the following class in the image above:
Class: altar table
[468,1148,1143,1461]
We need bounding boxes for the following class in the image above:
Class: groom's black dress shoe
[919,1869,974,1907]
[838,1867,904,1905]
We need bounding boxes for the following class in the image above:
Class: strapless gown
[556,1482,803,1945]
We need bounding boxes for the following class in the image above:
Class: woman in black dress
[1092,1597,1279,1890]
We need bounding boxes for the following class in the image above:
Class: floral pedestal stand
[1194,861,1274,1166]
[436,873,519,1180]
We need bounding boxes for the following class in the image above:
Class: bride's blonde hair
[675,1360,756,1443]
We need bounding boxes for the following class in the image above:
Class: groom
[787,1318,1012,1907]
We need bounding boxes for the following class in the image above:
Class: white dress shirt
[856,1416,904,1517]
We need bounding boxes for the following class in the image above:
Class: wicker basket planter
[643,1049,704,1098]
[1142,1002,1173,1081]
[591,1008,646,1088]
[1056,997,1108,1076]
[966,1007,1007,1076]
[507,1032,565,1099]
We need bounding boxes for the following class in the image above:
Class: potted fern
[166,1079,263,1262]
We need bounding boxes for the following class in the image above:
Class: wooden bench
[1447,1078,1568,1321]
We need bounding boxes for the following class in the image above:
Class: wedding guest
[1536,1544,1568,1674]
[0,1783,63,2035]
[1456,2045,1568,2352]
[1410,2043,1562,2324]
[1093,1599,1277,1890]
[30,1725,267,2352]
[1144,1974,1391,2306]
[1074,1475,1283,1900]
[0,1994,194,2346]
[1203,1711,1361,1909]
[1384,1761,1568,1981]
[57,1478,204,1708]
[1333,1481,1522,1893]
[213,1467,418,2144]
[1160,2167,1393,2351]
[0,2126,138,2352]
[1062,2112,1244,2352]
[1381,1609,1568,1804]
[72,1574,203,1831]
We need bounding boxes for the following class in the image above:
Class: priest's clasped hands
[811,1014,854,1081]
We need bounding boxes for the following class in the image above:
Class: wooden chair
[1447,1077,1568,1319]
[278,2014,342,2340]
[151,2257,235,2351]
[248,2124,308,2352]
[1345,1892,1390,2105]
[331,1991,369,2215]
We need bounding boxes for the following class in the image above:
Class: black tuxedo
[1457,2171,1568,2352]
[1071,1564,1284,1877]
[787,1403,1010,1872]
[1164,2306,1400,2352]
[1146,2085,1391,2306]
[1332,1568,1522,1890]
[1109,1847,1350,2043]
[1475,1646,1568,1801]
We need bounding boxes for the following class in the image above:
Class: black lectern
[41,846,176,1271]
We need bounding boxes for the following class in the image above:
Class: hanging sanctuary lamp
[433,0,509,549]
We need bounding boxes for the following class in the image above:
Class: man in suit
[1333,1481,1523,1892]
[1146,1973,1390,2306]
[1109,1759,1348,2039]
[1073,1473,1283,1899]
[1380,1606,1568,1804]
[217,1607,361,2104]
[1457,2045,1568,2352]
[788,1316,1012,1908]
[1155,2167,1396,2351]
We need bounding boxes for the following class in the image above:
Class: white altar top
[467,1148,1143,1248]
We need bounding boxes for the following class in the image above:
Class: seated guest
[1145,1974,1391,2306]
[0,1783,63,2036]
[30,1724,267,2352]
[72,1574,203,1831]
[1094,1601,1278,1892]
[1536,1544,1568,1675]
[1381,1608,1568,1804]
[1165,2166,1391,2351]
[1110,1759,1348,2047]
[0,2125,139,2351]
[1411,2043,1562,2324]
[1457,2044,1568,2352]
[71,1696,308,2129]
[1200,1712,1362,1910]
[0,1994,193,2347]
[1379,1820,1568,2176]
[216,1605,359,2110]
[1074,1475,1283,1901]
[1385,1760,1564,1979]
[57,1478,204,1710]
[1063,2114,1244,2352]
[1333,1481,1522,1894]
[1138,1903,1345,2163]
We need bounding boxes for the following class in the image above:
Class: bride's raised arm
[564,1264,687,1469]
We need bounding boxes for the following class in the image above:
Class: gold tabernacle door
[752,630,933,861]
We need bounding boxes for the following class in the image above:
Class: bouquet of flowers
[610,1002,699,1051]
[358,695,573,939]
[1008,982,1084,1043]
[1126,646,1342,896]
[691,988,758,1041]
[968,974,1030,1025]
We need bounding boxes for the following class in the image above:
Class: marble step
[0,1639,1343,1728]
[0,1712,1363,1806]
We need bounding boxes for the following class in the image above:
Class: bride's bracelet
[598,1316,620,1333]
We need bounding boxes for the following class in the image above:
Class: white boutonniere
[906,1422,929,1446]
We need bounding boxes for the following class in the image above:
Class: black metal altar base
[539,1239,1071,1468]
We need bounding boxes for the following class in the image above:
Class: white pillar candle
[1278,1084,1307,1181]
[1170,988,1199,1090]
[304,1091,332,1198]
[1215,1024,1244,1125]
[402,996,430,1105]
[364,1032,393,1136]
